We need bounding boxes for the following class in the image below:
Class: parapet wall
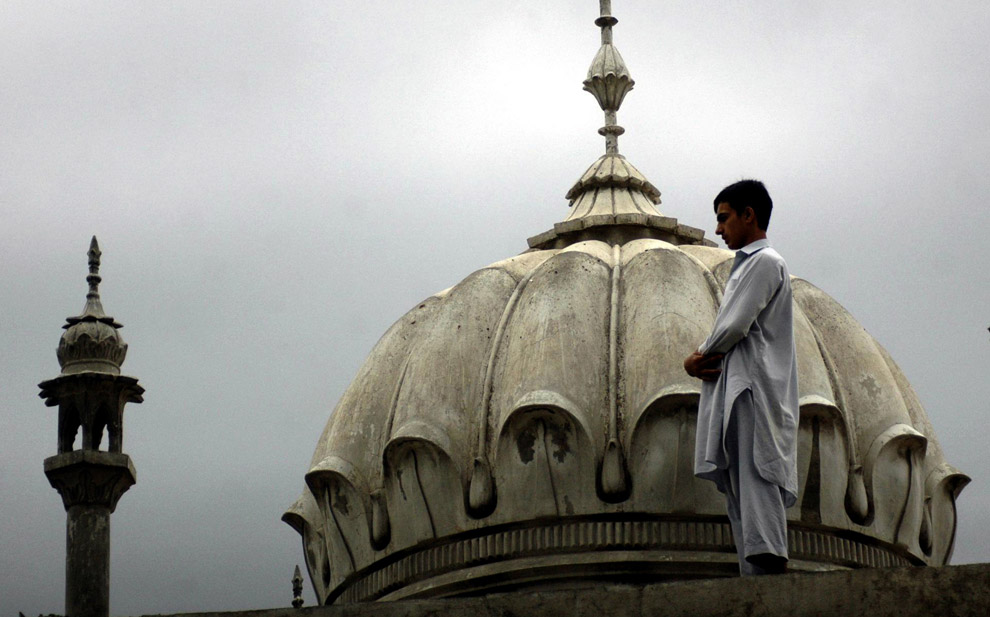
[135,563,989,617]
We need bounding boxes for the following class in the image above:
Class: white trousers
[723,390,789,576]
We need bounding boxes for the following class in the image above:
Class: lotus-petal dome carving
[287,239,968,604]
[58,318,127,375]
[566,154,660,203]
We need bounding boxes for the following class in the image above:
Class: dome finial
[584,0,634,155]
[526,2,716,250]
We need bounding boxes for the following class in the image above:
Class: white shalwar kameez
[693,239,799,575]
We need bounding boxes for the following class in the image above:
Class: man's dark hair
[713,179,773,230]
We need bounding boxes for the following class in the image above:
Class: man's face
[715,202,750,250]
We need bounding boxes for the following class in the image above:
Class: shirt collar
[736,238,770,257]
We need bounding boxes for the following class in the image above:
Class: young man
[683,179,799,575]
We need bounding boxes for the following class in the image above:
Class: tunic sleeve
[699,254,783,355]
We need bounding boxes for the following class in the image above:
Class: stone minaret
[39,237,144,617]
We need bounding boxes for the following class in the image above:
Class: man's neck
[742,230,767,246]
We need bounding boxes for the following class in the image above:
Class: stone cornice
[44,450,136,512]
[329,515,918,604]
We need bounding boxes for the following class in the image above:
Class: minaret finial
[584,0,634,154]
[58,236,126,373]
[292,565,304,608]
[84,235,106,318]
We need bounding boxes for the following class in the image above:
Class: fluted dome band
[330,514,918,603]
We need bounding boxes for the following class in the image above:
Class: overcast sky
[2,1,989,614]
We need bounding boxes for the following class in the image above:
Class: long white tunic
[694,239,799,507]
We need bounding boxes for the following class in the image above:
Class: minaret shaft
[65,504,112,617]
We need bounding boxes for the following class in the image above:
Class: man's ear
[743,207,757,225]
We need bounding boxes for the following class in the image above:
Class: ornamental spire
[65,236,121,329]
[82,235,107,319]
[583,0,635,155]
[58,236,126,374]
[292,565,305,608]
[525,2,715,250]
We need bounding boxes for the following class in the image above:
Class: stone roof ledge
[125,563,990,616]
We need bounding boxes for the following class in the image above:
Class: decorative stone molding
[330,516,916,603]
[44,450,136,512]
[565,155,660,203]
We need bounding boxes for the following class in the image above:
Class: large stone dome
[286,233,968,604]
[284,6,967,605]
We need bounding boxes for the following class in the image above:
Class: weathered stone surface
[65,504,112,617]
